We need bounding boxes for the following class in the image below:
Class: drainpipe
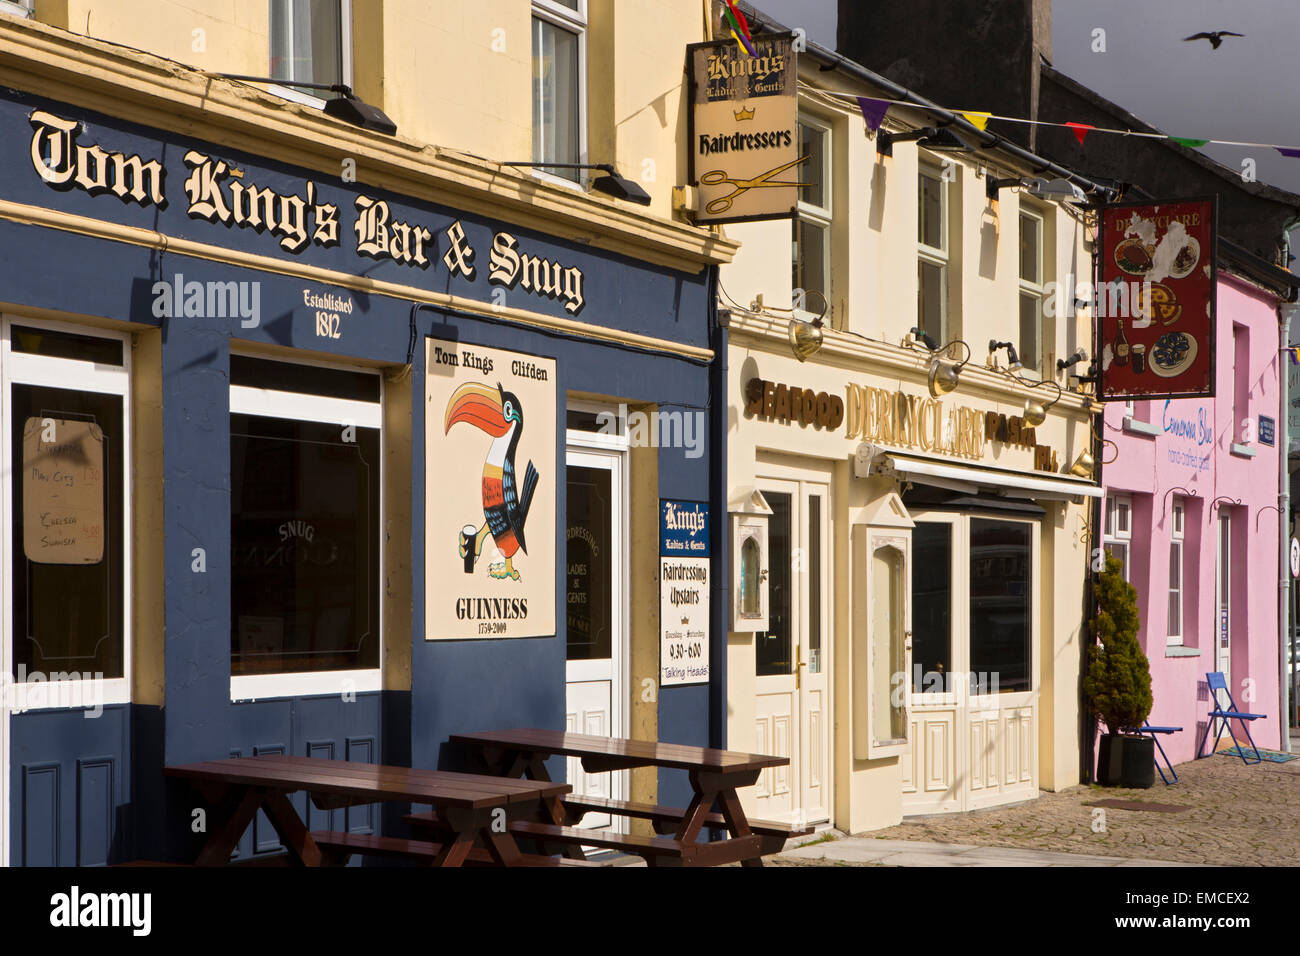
[1281,300,1297,751]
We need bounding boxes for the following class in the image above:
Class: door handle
[794,642,801,690]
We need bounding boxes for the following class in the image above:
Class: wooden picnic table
[442,728,808,866]
[164,754,572,867]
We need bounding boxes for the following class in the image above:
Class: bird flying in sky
[1182,31,1244,50]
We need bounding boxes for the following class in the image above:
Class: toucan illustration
[444,382,539,581]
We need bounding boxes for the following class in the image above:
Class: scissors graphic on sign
[699,155,810,214]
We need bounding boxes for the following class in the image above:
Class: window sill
[1230,443,1256,459]
[1165,645,1201,658]
[231,669,382,702]
[1122,417,1162,438]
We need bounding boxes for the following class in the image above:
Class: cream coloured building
[718,18,1102,834]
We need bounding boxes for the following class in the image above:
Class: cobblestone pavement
[852,752,1300,866]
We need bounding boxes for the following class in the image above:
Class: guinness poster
[425,340,557,640]
[688,33,801,224]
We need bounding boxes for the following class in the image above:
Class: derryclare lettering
[846,385,986,461]
[28,111,589,314]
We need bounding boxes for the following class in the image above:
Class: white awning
[878,454,1103,500]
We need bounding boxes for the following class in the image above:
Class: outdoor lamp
[211,75,397,134]
[927,339,973,399]
[877,125,975,157]
[1068,450,1096,479]
[788,290,830,362]
[989,340,1022,373]
[1057,348,1088,372]
[1020,379,1063,427]
[1025,177,1087,203]
[501,162,652,206]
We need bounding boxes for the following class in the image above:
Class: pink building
[1103,269,1287,764]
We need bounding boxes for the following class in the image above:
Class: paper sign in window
[22,417,105,564]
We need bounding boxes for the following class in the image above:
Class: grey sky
[756,0,1300,206]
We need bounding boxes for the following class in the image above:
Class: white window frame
[268,0,354,109]
[918,160,949,344]
[228,356,383,701]
[1103,495,1132,582]
[0,0,34,19]
[1168,497,1185,646]
[530,0,589,192]
[0,316,133,714]
[794,114,833,315]
[1018,206,1046,374]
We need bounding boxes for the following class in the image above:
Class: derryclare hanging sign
[26,108,587,316]
[688,33,800,224]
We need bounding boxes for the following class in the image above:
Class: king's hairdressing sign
[25,107,587,316]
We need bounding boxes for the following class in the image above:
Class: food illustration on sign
[1169,237,1201,279]
[1135,281,1183,326]
[1114,237,1154,275]
[1150,331,1198,378]
[444,382,540,582]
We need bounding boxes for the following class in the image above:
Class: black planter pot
[1097,734,1155,789]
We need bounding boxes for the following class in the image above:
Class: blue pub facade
[0,82,733,865]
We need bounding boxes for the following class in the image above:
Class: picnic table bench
[436,728,813,866]
[164,754,571,867]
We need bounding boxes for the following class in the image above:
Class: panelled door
[1216,512,1232,685]
[753,470,830,826]
[564,444,627,829]
[902,512,1039,815]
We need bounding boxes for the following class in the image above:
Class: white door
[564,445,627,829]
[1216,512,1232,684]
[753,477,831,826]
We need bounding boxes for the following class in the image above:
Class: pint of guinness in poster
[688,33,799,224]
[425,339,557,639]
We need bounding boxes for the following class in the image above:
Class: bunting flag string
[810,85,1300,158]
[856,96,890,132]
[722,0,758,58]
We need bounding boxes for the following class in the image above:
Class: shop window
[793,118,831,311]
[1168,497,1185,645]
[0,0,33,19]
[229,356,380,691]
[1233,324,1249,443]
[270,0,352,103]
[918,163,948,344]
[911,521,952,690]
[871,544,907,744]
[532,0,587,183]
[1018,208,1045,374]
[969,518,1031,693]
[807,495,822,674]
[3,320,130,705]
[755,491,792,676]
[1103,495,1132,581]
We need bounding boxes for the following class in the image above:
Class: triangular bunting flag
[856,97,890,132]
[1291,347,1300,365]
[1064,122,1094,145]
[1169,136,1209,148]
[1277,147,1300,159]
[723,1,758,58]
[961,111,991,131]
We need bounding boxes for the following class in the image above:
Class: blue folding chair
[1196,672,1265,764]
[1122,724,1183,784]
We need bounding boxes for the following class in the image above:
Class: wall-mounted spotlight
[1067,450,1096,479]
[927,340,973,398]
[1019,378,1063,427]
[788,290,830,362]
[877,125,975,157]
[989,340,1022,373]
[1057,348,1088,372]
[211,74,397,134]
[501,162,652,205]
[986,175,1088,204]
